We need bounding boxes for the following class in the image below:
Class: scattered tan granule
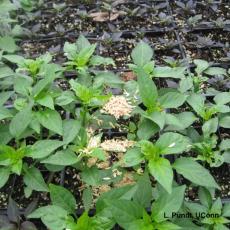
[114,172,135,188]
[92,185,111,198]
[101,95,134,119]
[100,139,135,152]
[87,157,98,167]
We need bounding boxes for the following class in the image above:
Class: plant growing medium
[0,1,230,230]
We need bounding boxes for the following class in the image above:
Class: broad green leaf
[131,41,153,66]
[223,203,230,217]
[151,185,186,222]
[36,109,63,135]
[133,173,152,207]
[41,149,79,166]
[137,119,159,140]
[77,44,96,67]
[63,119,81,145]
[3,54,24,65]
[0,167,10,188]
[179,76,193,93]
[219,114,230,128]
[198,187,212,209]
[81,166,102,186]
[194,59,209,74]
[214,92,230,105]
[155,221,181,230]
[136,68,158,110]
[156,132,191,154]
[0,91,13,106]
[35,93,54,110]
[173,157,220,189]
[0,124,12,144]
[205,67,227,76]
[9,106,33,138]
[90,55,115,66]
[76,35,91,51]
[220,139,230,151]
[50,184,76,214]
[0,36,18,53]
[187,94,205,116]
[29,140,63,159]
[28,205,68,230]
[144,111,165,130]
[124,147,144,167]
[0,107,13,120]
[23,166,48,192]
[165,112,198,131]
[82,187,93,211]
[108,200,143,229]
[154,66,186,79]
[202,117,218,136]
[0,66,14,79]
[148,158,173,194]
[159,92,187,109]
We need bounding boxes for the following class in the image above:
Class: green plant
[64,35,114,76]
[185,187,230,229]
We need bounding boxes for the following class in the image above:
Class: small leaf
[82,187,93,211]
[131,41,153,67]
[0,168,10,188]
[0,36,18,53]
[159,92,187,109]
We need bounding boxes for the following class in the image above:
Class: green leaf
[82,187,93,211]
[165,112,198,131]
[214,92,230,105]
[154,66,186,79]
[29,140,63,159]
[0,36,18,53]
[49,184,76,214]
[131,41,153,66]
[194,59,209,74]
[76,35,91,52]
[202,117,218,136]
[28,205,68,230]
[219,114,230,128]
[173,157,220,189]
[144,111,165,130]
[63,119,81,145]
[35,93,54,110]
[151,185,186,222]
[148,158,173,194]
[198,187,212,209]
[205,67,227,76]
[81,166,102,186]
[187,94,205,117]
[133,173,152,207]
[0,107,13,120]
[220,139,230,151]
[156,132,191,154]
[137,119,159,140]
[124,147,144,167]
[9,106,33,138]
[77,44,97,67]
[136,68,158,110]
[41,149,79,166]
[0,91,13,106]
[0,167,10,188]
[23,166,49,192]
[223,203,230,217]
[90,55,115,66]
[155,221,181,230]
[108,200,143,229]
[159,92,187,109]
[36,109,63,135]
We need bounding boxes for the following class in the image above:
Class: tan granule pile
[100,139,135,152]
[101,95,133,119]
